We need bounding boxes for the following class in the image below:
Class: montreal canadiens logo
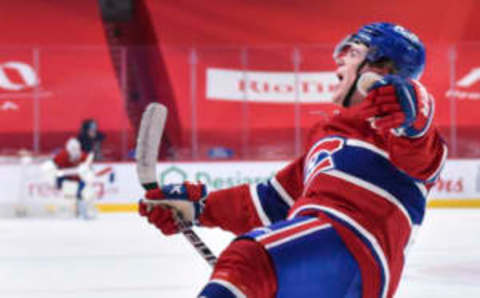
[304,137,344,185]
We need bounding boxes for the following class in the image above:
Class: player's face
[332,43,368,105]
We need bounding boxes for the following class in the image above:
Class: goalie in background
[42,137,98,219]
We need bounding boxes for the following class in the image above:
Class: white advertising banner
[0,161,285,204]
[206,68,338,103]
[429,159,480,200]
[1,159,479,206]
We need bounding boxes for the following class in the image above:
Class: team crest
[304,137,344,185]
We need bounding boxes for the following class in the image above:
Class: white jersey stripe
[209,279,247,298]
[270,176,295,207]
[427,143,448,182]
[409,81,434,139]
[288,205,390,298]
[415,182,428,197]
[249,184,271,226]
[346,139,390,159]
[265,223,332,250]
[256,217,318,241]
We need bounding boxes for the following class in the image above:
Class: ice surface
[1,209,479,298]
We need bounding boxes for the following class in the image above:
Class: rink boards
[1,159,479,213]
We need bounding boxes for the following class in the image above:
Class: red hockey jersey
[53,149,88,169]
[199,106,447,298]
[53,149,89,180]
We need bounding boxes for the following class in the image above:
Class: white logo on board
[446,67,480,100]
[0,101,19,111]
[0,62,39,91]
[456,67,480,87]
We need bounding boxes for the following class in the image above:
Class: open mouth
[337,73,344,82]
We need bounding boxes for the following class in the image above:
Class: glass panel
[449,43,480,157]
[419,44,454,156]
[0,47,36,155]
[296,45,338,152]
[0,44,471,160]
[36,46,132,160]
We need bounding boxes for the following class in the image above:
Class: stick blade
[135,103,168,188]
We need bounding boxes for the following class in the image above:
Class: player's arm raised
[354,75,447,183]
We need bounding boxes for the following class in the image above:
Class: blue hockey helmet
[333,22,426,79]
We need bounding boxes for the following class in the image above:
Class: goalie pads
[41,160,58,183]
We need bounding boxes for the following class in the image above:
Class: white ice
[1,209,479,298]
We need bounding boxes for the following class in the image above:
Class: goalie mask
[332,22,426,107]
[66,137,82,162]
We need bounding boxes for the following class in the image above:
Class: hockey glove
[355,74,434,138]
[139,182,207,235]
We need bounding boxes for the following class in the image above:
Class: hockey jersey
[53,149,88,180]
[199,106,447,298]
[53,149,88,169]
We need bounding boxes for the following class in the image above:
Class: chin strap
[342,60,368,108]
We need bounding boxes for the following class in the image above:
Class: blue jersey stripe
[288,206,388,298]
[333,143,426,224]
[255,180,290,224]
[199,280,244,298]
[323,210,387,298]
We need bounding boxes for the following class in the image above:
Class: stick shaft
[136,103,217,267]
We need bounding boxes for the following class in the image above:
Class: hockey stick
[56,166,112,178]
[94,166,113,177]
[136,103,217,267]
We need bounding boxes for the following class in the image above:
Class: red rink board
[144,0,480,157]
[1,1,480,158]
[0,1,131,157]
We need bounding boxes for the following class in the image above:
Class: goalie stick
[136,103,217,267]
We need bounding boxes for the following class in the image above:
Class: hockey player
[42,137,97,219]
[139,23,447,297]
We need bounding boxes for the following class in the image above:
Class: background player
[42,137,97,219]
[139,23,447,297]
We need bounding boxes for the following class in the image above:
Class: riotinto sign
[206,68,338,103]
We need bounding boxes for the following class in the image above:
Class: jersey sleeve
[382,84,448,184]
[199,156,305,235]
[387,124,447,184]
